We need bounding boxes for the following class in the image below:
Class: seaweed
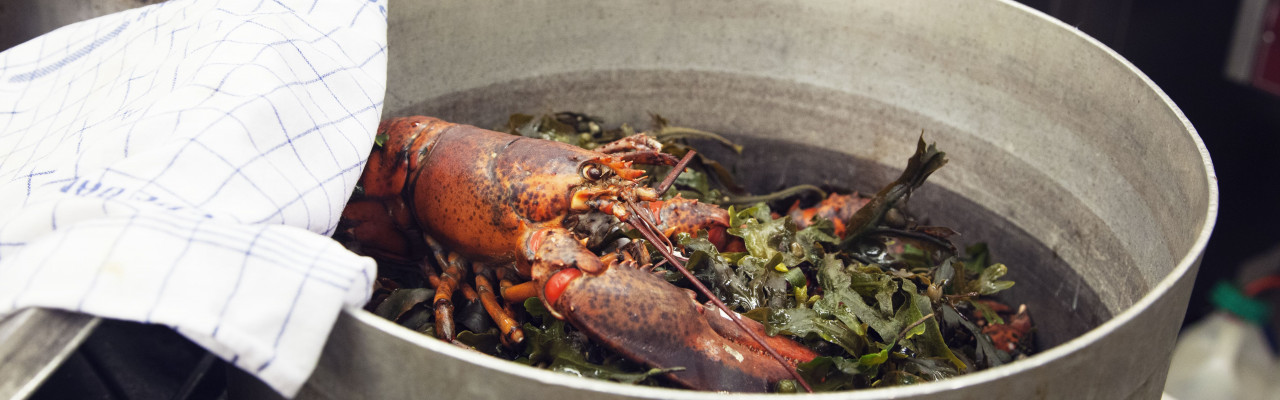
[360,112,1035,392]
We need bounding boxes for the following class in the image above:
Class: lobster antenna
[623,200,814,393]
[656,150,697,196]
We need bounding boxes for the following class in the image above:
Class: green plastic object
[1211,281,1271,325]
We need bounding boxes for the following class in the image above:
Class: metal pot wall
[0,0,166,50]
[291,0,1216,399]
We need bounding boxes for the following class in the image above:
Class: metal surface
[0,0,165,51]
[0,308,100,399]
[291,0,1218,398]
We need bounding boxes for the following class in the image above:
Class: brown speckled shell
[406,120,595,262]
[558,261,791,392]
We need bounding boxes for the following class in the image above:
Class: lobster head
[568,156,662,222]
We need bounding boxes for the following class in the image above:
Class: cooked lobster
[339,116,816,392]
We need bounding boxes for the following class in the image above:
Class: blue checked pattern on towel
[0,0,387,396]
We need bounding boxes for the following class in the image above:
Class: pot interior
[389,69,1114,352]
[348,1,1215,398]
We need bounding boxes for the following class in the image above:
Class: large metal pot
[293,0,1216,399]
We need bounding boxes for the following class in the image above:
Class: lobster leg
[787,192,872,238]
[425,237,529,346]
[426,236,468,341]
[493,269,529,334]
[645,196,731,245]
[591,134,679,169]
[475,273,525,346]
[595,134,662,154]
[500,280,539,305]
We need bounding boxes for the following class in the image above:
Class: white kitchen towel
[0,0,387,396]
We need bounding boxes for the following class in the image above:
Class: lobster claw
[644,196,736,251]
[552,258,816,392]
[523,227,606,321]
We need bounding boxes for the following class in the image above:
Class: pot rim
[346,0,1219,397]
